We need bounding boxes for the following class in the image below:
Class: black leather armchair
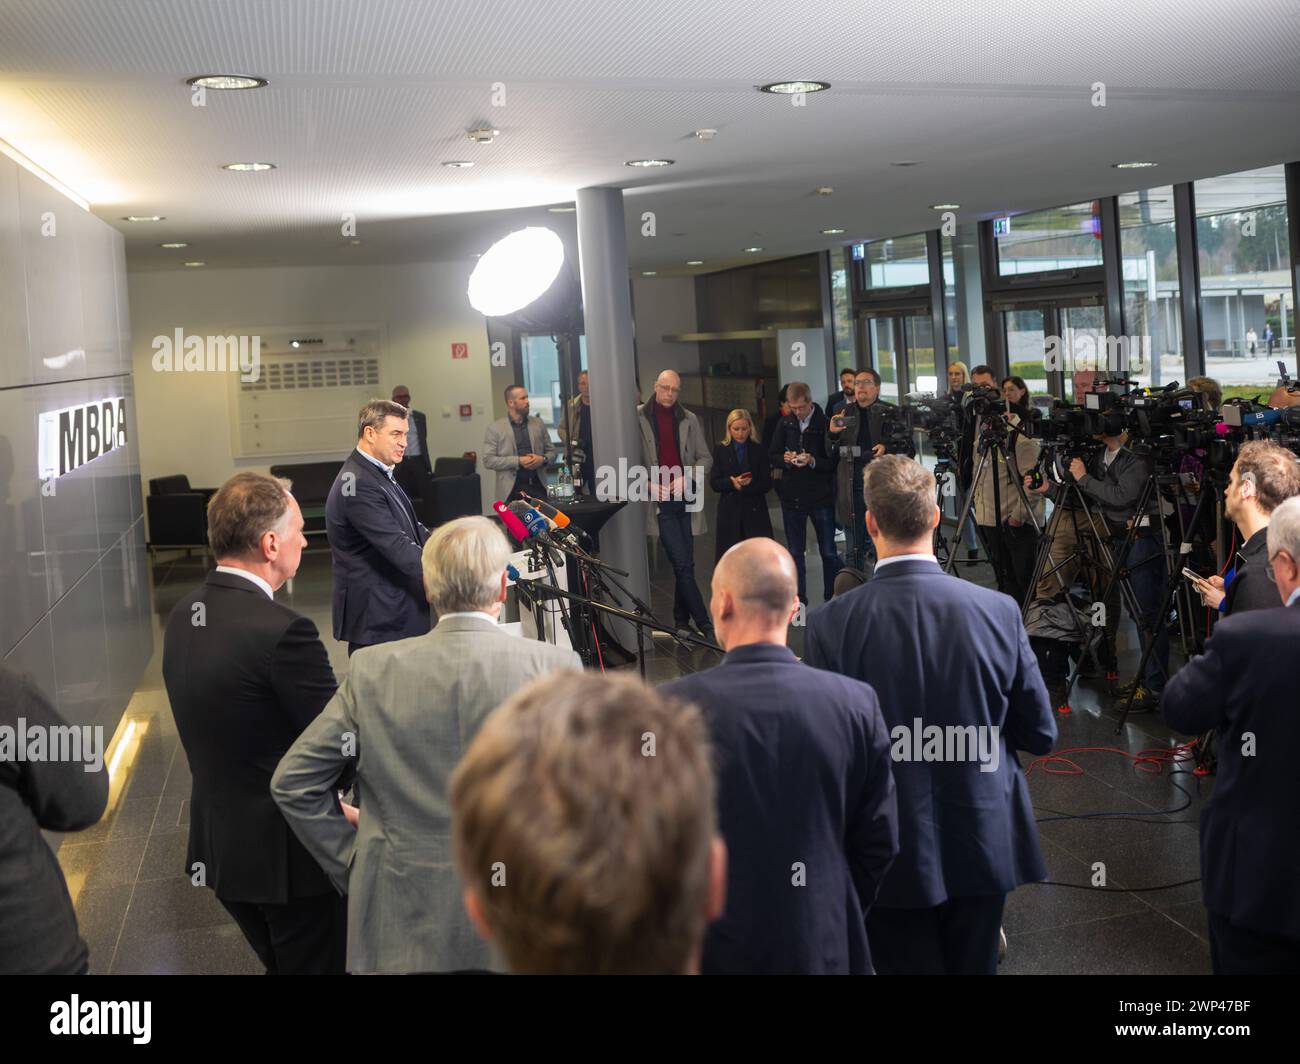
[146,475,217,551]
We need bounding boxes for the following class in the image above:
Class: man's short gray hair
[358,398,408,438]
[786,381,811,403]
[1267,495,1300,565]
[423,516,513,615]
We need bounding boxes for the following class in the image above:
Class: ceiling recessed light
[467,127,500,144]
[816,186,834,196]
[744,246,764,253]
[641,271,658,276]
[890,161,919,167]
[625,159,674,168]
[759,81,830,94]
[182,261,205,267]
[221,162,276,172]
[931,203,961,210]
[547,205,576,213]
[159,242,188,248]
[821,228,845,235]
[1113,161,1159,169]
[686,259,704,265]
[349,239,362,245]
[443,160,475,169]
[694,129,717,140]
[123,215,164,222]
[187,75,267,91]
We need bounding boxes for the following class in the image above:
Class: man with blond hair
[273,516,581,974]
[451,672,727,974]
[663,538,898,973]
[806,456,1056,974]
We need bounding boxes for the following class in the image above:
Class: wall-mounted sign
[993,217,1012,238]
[451,342,469,359]
[38,397,128,479]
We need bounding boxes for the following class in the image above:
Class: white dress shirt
[214,565,275,599]
[873,553,940,572]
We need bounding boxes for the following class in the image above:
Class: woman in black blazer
[711,408,774,561]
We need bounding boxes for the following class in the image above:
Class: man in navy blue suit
[1162,495,1300,974]
[805,455,1057,974]
[326,399,431,655]
[662,537,897,974]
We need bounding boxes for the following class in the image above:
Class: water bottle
[558,464,572,499]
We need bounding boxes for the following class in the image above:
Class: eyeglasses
[1265,550,1292,583]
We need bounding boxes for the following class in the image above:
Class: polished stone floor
[57,511,1214,975]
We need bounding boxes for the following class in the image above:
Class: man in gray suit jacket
[272,516,581,974]
[483,384,555,502]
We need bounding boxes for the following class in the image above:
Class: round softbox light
[467,226,567,319]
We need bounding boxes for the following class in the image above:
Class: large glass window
[1003,309,1049,398]
[864,233,929,288]
[868,318,901,401]
[943,222,987,369]
[1195,164,1293,401]
[907,316,938,394]
[1119,186,1180,390]
[830,250,856,371]
[521,333,587,427]
[996,200,1104,276]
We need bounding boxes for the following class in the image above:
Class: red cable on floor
[1024,738,1199,778]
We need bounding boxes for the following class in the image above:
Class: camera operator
[973,397,1043,608]
[826,369,912,571]
[1027,422,1169,710]
[1195,441,1300,616]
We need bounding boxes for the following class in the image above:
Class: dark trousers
[220,891,348,974]
[1208,910,1300,974]
[848,479,877,571]
[782,505,841,603]
[982,522,1039,609]
[657,505,710,628]
[1110,533,1170,693]
[867,894,1006,975]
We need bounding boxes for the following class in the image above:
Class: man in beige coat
[272,516,581,973]
[636,369,714,638]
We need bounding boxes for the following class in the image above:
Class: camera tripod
[942,415,1042,594]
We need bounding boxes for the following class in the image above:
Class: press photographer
[826,368,913,571]
[1027,394,1169,710]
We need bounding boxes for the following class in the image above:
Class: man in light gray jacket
[482,384,555,503]
[637,369,714,639]
[271,515,581,974]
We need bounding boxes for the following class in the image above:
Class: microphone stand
[522,579,721,678]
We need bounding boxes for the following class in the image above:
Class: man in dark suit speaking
[805,456,1057,974]
[163,472,346,973]
[662,537,897,974]
[1162,495,1300,974]
[327,399,431,654]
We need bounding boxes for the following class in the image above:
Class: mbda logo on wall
[38,397,129,479]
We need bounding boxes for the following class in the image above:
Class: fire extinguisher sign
[451,342,469,359]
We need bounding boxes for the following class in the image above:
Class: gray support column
[1287,161,1300,373]
[1173,182,1206,378]
[576,186,652,642]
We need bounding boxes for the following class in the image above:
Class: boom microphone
[520,493,571,529]
[493,500,531,544]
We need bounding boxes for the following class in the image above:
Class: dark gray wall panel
[0,159,29,390]
[18,166,85,387]
[0,383,52,656]
[49,557,110,734]
[1,613,56,709]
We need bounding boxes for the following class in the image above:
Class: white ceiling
[1,0,1297,276]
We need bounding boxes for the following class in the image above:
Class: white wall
[631,275,700,387]
[128,260,496,512]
